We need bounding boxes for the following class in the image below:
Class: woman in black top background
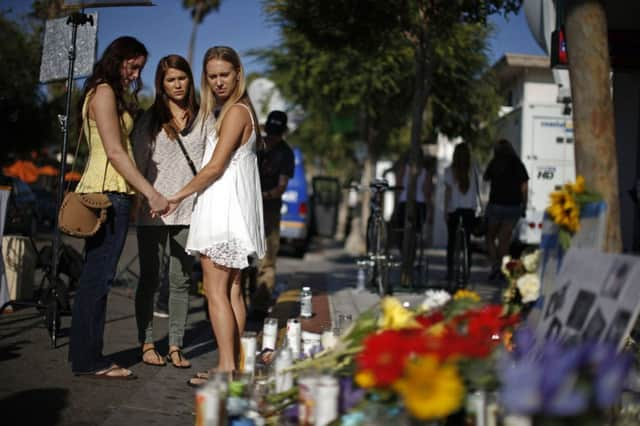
[483,139,529,280]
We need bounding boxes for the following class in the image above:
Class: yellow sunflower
[453,289,481,302]
[393,355,465,420]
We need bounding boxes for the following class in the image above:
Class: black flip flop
[141,346,166,367]
[166,349,191,369]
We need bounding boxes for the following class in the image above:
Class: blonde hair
[197,46,251,134]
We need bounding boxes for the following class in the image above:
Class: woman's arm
[91,85,167,214]
[169,104,249,203]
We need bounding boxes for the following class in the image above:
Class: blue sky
[4,0,544,93]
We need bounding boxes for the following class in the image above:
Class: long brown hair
[148,54,198,141]
[80,36,147,117]
[196,46,261,146]
[452,142,471,193]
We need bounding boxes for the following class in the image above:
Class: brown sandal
[141,346,166,367]
[166,349,191,369]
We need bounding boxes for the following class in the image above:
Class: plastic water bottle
[300,286,313,318]
[356,267,366,292]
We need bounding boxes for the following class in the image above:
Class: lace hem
[191,239,251,269]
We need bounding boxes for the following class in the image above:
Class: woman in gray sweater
[132,55,206,368]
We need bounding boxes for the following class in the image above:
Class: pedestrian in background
[69,36,168,379]
[247,110,294,320]
[132,54,206,369]
[165,46,265,381]
[483,139,529,280]
[393,150,433,248]
[444,142,478,286]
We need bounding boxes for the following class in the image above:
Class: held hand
[148,192,169,218]
[161,194,183,217]
[162,200,179,217]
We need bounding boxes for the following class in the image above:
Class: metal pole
[565,0,622,252]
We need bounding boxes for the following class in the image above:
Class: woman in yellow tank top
[69,36,168,380]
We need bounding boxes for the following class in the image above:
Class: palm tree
[183,0,222,66]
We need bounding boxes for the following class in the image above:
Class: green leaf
[559,229,572,250]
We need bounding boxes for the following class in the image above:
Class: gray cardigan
[132,110,208,226]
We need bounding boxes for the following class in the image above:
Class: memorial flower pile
[502,249,541,315]
[290,291,519,421]
[546,175,602,249]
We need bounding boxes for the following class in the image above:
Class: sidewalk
[0,239,500,425]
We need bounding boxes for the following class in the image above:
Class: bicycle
[350,179,401,296]
[451,214,472,291]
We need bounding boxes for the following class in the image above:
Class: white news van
[495,103,575,245]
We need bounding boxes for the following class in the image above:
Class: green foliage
[182,0,221,24]
[0,11,48,162]
[252,8,414,175]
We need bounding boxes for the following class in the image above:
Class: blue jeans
[69,193,131,374]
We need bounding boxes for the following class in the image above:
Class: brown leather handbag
[58,124,112,238]
[58,192,111,237]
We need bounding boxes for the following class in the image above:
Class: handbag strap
[175,133,197,176]
[68,100,112,194]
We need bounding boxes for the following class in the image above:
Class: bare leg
[496,221,515,263]
[229,270,246,341]
[486,222,500,266]
[201,257,238,372]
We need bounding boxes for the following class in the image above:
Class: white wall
[613,71,640,252]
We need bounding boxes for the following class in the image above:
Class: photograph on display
[546,317,563,340]
[601,260,631,300]
[582,308,606,341]
[534,248,640,350]
[567,290,596,331]
[545,282,569,320]
[605,310,632,344]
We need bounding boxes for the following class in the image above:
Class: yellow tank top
[75,85,136,194]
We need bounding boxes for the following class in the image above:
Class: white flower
[421,290,451,312]
[501,255,512,278]
[522,250,540,273]
[516,273,541,303]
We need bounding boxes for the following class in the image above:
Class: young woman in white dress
[164,46,265,382]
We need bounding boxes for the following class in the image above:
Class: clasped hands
[148,192,182,218]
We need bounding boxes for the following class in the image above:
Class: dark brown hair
[148,54,198,141]
[80,36,148,117]
[452,142,471,193]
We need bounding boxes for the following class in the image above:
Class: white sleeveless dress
[186,104,265,269]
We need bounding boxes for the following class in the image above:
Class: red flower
[415,311,445,328]
[423,305,520,360]
[357,329,426,386]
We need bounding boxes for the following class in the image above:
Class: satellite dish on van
[524,0,556,55]
[247,77,303,133]
[247,77,286,125]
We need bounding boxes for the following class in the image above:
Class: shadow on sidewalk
[0,388,68,425]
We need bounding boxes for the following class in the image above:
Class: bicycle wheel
[373,217,390,295]
[453,223,469,290]
[365,215,376,256]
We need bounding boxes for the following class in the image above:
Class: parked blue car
[280,147,311,256]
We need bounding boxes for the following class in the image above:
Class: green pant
[135,226,193,347]
[250,207,281,313]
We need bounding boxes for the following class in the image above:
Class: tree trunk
[401,37,431,286]
[187,2,205,66]
[565,0,621,252]
[188,22,198,67]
